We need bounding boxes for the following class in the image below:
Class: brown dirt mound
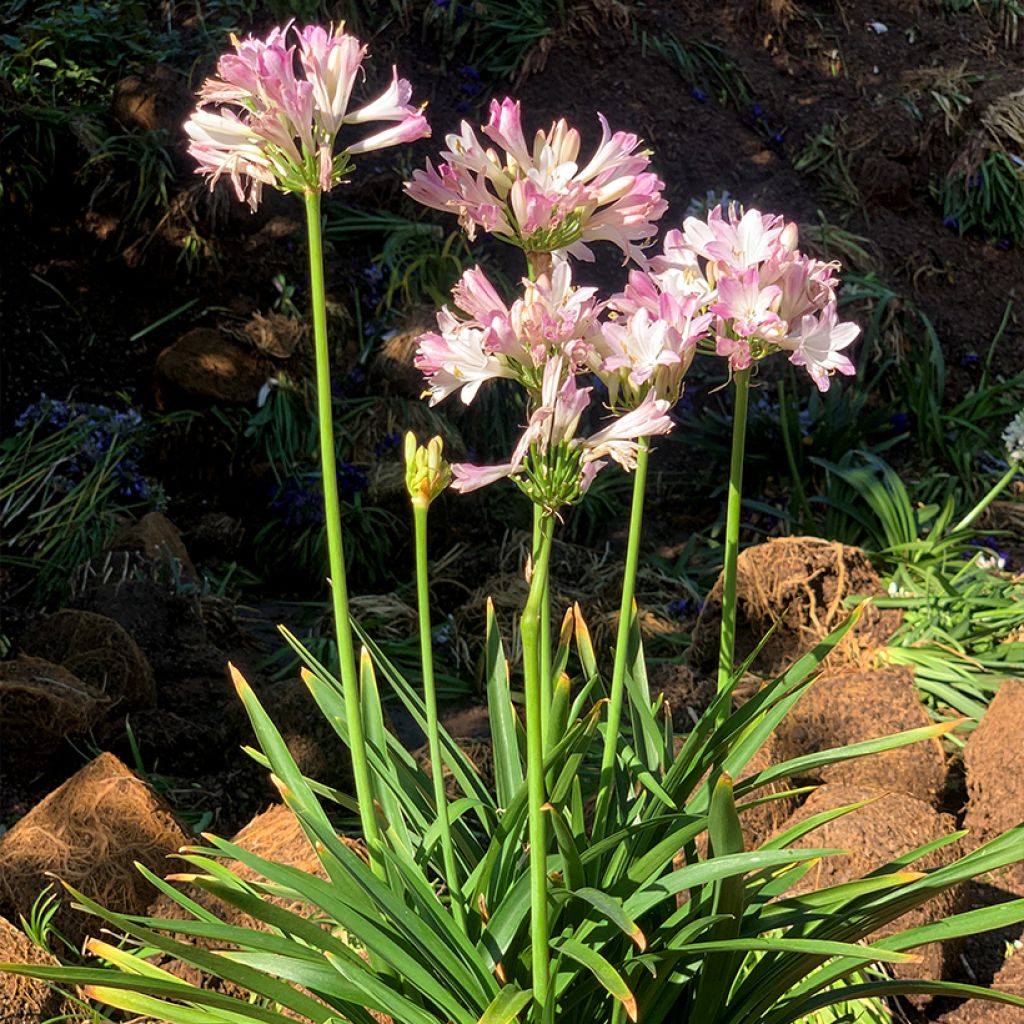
[155,327,273,407]
[0,655,104,772]
[964,680,1024,843]
[771,663,947,806]
[0,913,75,1023]
[18,608,156,715]
[941,947,1024,1023]
[109,511,198,582]
[778,784,965,996]
[689,537,901,680]
[0,752,188,948]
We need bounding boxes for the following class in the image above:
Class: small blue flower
[668,597,695,619]
[691,87,708,103]
[997,238,1011,250]
[374,431,402,458]
[889,411,909,434]
[959,351,980,367]
[943,215,959,229]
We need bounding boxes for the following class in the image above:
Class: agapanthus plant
[8,50,1024,1024]
[405,97,666,260]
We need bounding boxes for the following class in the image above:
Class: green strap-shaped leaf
[547,804,586,893]
[487,597,524,808]
[690,774,746,1022]
[0,965,297,1023]
[569,887,646,951]
[770,978,1024,1024]
[545,670,572,752]
[360,647,414,861]
[476,985,533,1024]
[554,937,638,1022]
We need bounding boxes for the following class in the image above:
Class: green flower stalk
[954,408,1024,533]
[717,367,751,703]
[304,190,384,878]
[521,509,556,1010]
[404,433,464,927]
[533,502,554,744]
[593,435,650,836]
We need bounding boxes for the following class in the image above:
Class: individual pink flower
[187,23,429,210]
[581,390,673,471]
[681,205,787,273]
[649,229,715,302]
[415,316,516,406]
[711,270,784,340]
[779,303,859,391]
[405,98,666,261]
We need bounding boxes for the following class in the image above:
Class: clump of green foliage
[0,395,164,604]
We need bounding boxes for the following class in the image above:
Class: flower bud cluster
[405,433,452,507]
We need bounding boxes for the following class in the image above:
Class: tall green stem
[303,190,384,878]
[532,502,553,743]
[522,511,555,1010]
[717,368,751,704]
[593,436,650,836]
[953,462,1020,533]
[413,502,465,927]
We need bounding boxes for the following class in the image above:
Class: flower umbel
[415,260,602,406]
[1003,409,1024,464]
[186,23,429,209]
[405,97,666,261]
[628,204,860,391]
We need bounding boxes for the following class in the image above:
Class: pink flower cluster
[669,205,860,390]
[405,98,666,261]
[186,23,429,210]
[414,204,860,502]
[415,258,676,502]
[416,261,603,406]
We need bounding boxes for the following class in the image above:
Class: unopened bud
[780,222,799,252]
[404,432,451,507]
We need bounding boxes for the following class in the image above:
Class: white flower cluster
[1003,409,1024,464]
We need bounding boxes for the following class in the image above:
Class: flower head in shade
[450,358,673,511]
[405,97,666,262]
[186,23,429,210]
[1003,409,1024,464]
[668,203,860,390]
[414,260,603,405]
